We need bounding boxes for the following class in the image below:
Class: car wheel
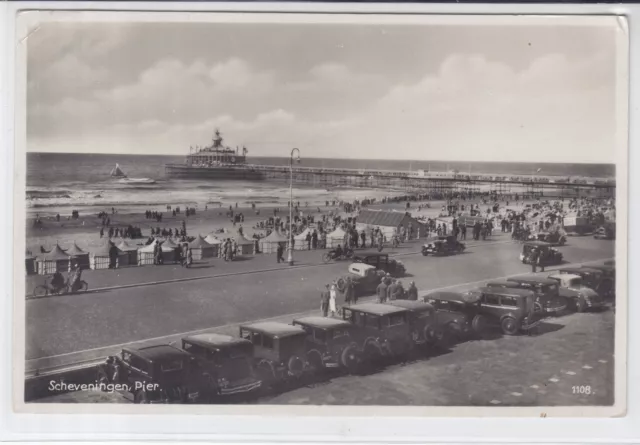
[340,344,360,372]
[322,253,332,263]
[501,317,519,336]
[471,315,487,335]
[287,356,305,378]
[306,350,324,373]
[363,341,384,363]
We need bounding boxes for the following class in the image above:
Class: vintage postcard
[12,9,628,417]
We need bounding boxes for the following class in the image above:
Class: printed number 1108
[572,386,592,395]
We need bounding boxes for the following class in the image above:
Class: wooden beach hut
[259,230,288,254]
[138,239,178,266]
[326,227,347,248]
[91,239,127,270]
[64,242,90,270]
[117,240,138,266]
[229,230,255,255]
[188,235,216,260]
[294,227,313,250]
[36,244,71,275]
[25,250,36,275]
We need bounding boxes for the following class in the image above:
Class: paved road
[26,234,614,362]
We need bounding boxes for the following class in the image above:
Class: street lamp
[288,148,301,266]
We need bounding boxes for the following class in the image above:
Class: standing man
[320,284,330,317]
[276,243,284,263]
[407,281,418,300]
[530,247,539,273]
[344,277,354,306]
[376,277,388,303]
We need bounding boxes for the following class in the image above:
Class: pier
[166,163,616,198]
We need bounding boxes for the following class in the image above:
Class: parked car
[292,316,361,372]
[423,291,491,341]
[594,222,615,240]
[422,235,466,256]
[547,273,604,312]
[557,267,614,299]
[239,322,311,387]
[97,345,203,404]
[385,300,449,347]
[604,259,615,267]
[341,303,414,363]
[335,263,387,296]
[519,241,563,266]
[535,231,567,246]
[353,252,406,277]
[180,334,262,399]
[486,276,567,314]
[463,287,541,335]
[586,264,616,282]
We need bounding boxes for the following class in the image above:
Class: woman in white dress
[329,283,338,317]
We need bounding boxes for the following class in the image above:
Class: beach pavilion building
[355,209,425,240]
[91,239,127,269]
[188,235,216,260]
[65,242,90,270]
[36,244,71,274]
[259,229,288,254]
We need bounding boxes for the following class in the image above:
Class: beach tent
[228,230,255,255]
[36,243,71,275]
[117,240,139,266]
[204,233,223,257]
[294,227,314,250]
[188,235,216,260]
[160,238,182,263]
[137,239,179,266]
[326,227,347,248]
[355,209,423,240]
[259,230,288,254]
[91,239,127,270]
[64,242,90,270]
[25,250,36,275]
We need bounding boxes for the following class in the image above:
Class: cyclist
[334,244,343,260]
[50,270,65,293]
[67,263,83,293]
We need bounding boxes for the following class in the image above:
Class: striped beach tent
[91,239,127,270]
[293,227,313,250]
[36,243,71,275]
[138,239,179,265]
[228,230,255,255]
[259,229,288,254]
[64,242,90,270]
[117,240,139,266]
[188,235,216,259]
[326,227,347,248]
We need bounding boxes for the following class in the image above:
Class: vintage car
[547,273,604,312]
[421,235,466,256]
[486,276,567,314]
[385,300,449,348]
[594,222,616,240]
[336,263,387,296]
[239,322,311,387]
[292,316,361,372]
[605,259,615,267]
[463,287,541,335]
[341,303,414,363]
[519,241,563,266]
[557,267,614,299]
[352,252,406,277]
[96,345,203,404]
[423,291,491,341]
[534,231,567,246]
[180,334,262,399]
[586,264,616,282]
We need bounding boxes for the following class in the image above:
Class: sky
[25,18,622,162]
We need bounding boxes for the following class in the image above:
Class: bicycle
[33,278,89,298]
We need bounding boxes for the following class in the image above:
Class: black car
[97,345,203,404]
[422,236,466,256]
[353,252,406,277]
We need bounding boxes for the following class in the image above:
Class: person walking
[320,284,330,317]
[276,243,285,263]
[530,247,539,273]
[407,281,418,300]
[344,277,354,306]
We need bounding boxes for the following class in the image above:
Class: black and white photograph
[14,11,627,415]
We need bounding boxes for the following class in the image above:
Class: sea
[26,153,615,218]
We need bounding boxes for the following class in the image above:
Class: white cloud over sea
[26,20,622,162]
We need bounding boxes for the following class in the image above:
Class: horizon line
[25,152,616,166]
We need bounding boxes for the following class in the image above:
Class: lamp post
[288,148,301,266]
